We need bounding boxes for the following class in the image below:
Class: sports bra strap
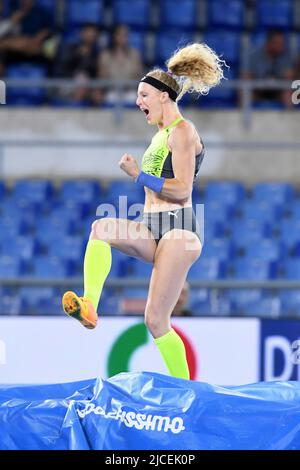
[163,116,184,132]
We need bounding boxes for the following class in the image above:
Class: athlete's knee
[144,304,169,337]
[89,218,115,241]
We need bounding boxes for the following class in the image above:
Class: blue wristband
[135,171,164,193]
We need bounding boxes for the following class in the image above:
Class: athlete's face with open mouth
[136,82,163,126]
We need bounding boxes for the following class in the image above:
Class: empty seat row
[2,286,300,317]
[4,1,297,30]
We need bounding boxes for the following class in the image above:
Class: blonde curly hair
[146,42,225,102]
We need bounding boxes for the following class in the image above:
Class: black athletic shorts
[141,207,202,246]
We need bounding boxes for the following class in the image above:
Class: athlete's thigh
[146,229,202,315]
[92,217,157,263]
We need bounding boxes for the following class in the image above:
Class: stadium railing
[2,78,297,127]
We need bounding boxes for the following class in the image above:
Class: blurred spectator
[54,23,102,106]
[0,0,53,66]
[294,56,300,81]
[96,24,144,105]
[55,23,100,78]
[172,281,192,317]
[242,29,294,108]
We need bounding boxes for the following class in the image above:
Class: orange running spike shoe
[62,291,98,329]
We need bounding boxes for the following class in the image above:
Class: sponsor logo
[261,320,300,381]
[77,403,185,434]
[168,210,179,218]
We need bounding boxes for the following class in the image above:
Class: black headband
[140,75,178,102]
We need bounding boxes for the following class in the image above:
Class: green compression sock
[154,328,190,380]
[83,239,112,311]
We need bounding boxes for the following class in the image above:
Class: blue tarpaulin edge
[0,372,300,450]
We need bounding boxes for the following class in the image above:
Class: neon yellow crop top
[141,117,204,180]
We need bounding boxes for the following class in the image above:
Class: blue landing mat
[0,372,300,449]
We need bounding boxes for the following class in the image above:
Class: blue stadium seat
[59,180,101,204]
[47,236,84,261]
[279,220,300,248]
[251,182,294,206]
[0,200,28,221]
[227,288,263,307]
[239,200,282,223]
[279,290,300,317]
[19,286,55,315]
[202,202,233,229]
[0,292,21,315]
[283,260,300,280]
[230,232,271,252]
[58,198,91,219]
[35,218,72,246]
[154,31,194,66]
[48,206,83,229]
[32,256,73,278]
[99,291,121,316]
[36,295,65,316]
[107,180,144,200]
[230,259,276,280]
[128,30,147,57]
[189,287,209,304]
[112,0,151,29]
[7,64,47,105]
[207,0,245,29]
[242,298,281,317]
[0,236,37,261]
[283,199,300,220]
[190,293,231,316]
[204,182,245,206]
[199,67,237,108]
[106,181,144,215]
[216,296,232,316]
[231,218,271,238]
[0,218,25,238]
[128,259,153,278]
[203,220,225,239]
[1,0,10,15]
[110,248,130,277]
[160,0,197,30]
[64,0,104,26]
[190,298,214,315]
[201,238,234,260]
[202,31,240,65]
[35,0,56,26]
[190,289,214,316]
[244,240,283,262]
[292,240,300,257]
[0,256,23,278]
[188,257,224,280]
[12,180,53,205]
[256,0,293,29]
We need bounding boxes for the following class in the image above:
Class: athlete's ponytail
[167,43,225,101]
[145,43,225,103]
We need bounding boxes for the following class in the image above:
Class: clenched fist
[119,153,140,179]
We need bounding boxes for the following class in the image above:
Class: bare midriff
[143,188,193,213]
